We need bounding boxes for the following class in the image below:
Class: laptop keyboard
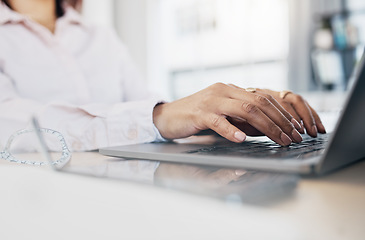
[185,134,329,159]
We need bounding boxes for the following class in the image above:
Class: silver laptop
[100,54,365,175]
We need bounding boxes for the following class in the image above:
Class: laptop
[100,54,365,176]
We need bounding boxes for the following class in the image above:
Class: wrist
[153,102,170,139]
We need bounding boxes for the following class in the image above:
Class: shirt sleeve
[0,70,164,152]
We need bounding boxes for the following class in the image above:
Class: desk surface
[1,151,364,240]
[1,91,363,240]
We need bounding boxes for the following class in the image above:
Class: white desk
[0,151,364,240]
[1,90,363,240]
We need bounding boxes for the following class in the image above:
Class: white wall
[81,0,152,87]
[82,0,114,27]
[86,1,316,97]
[153,0,292,99]
[287,0,313,91]
[113,0,149,84]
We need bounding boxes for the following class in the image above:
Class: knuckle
[242,102,259,114]
[222,126,231,136]
[281,100,291,107]
[283,121,294,130]
[293,94,304,103]
[269,123,281,136]
[264,94,275,103]
[205,82,227,96]
[211,82,226,90]
[228,83,238,88]
[254,95,271,106]
[210,115,224,128]
[310,118,316,125]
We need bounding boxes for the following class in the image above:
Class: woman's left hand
[230,87,326,137]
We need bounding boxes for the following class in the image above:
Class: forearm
[1,98,163,151]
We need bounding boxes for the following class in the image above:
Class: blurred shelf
[310,0,365,91]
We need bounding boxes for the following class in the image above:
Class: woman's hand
[153,83,325,146]
[254,88,326,137]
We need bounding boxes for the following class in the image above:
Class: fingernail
[291,118,301,130]
[312,125,318,137]
[281,132,292,146]
[234,131,246,142]
[292,129,303,143]
[235,169,247,176]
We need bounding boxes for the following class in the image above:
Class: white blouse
[0,3,164,151]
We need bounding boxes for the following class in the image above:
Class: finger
[231,93,302,143]
[227,83,242,89]
[255,90,302,132]
[308,105,326,133]
[204,113,247,143]
[228,117,263,136]
[276,99,305,134]
[216,99,293,146]
[285,94,318,137]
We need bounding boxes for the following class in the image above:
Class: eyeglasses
[0,128,72,166]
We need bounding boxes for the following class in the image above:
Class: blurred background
[80,0,365,101]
